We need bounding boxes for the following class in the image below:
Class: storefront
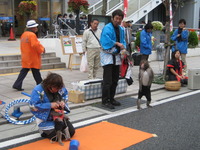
[0,0,66,37]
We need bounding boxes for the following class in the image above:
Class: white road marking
[0,90,200,148]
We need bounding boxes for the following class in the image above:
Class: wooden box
[68,91,85,103]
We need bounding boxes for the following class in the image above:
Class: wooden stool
[165,81,181,91]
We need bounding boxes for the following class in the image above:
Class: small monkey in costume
[137,60,154,109]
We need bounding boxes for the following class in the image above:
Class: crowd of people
[56,13,88,35]
[12,8,189,146]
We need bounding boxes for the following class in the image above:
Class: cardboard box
[68,91,85,103]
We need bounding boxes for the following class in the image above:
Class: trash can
[156,43,165,61]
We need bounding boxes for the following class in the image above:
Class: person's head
[82,14,87,19]
[90,19,99,31]
[178,19,186,28]
[112,9,124,27]
[123,18,133,27]
[63,13,67,18]
[42,72,64,93]
[144,23,153,33]
[172,50,181,60]
[57,14,62,18]
[141,21,146,24]
[140,60,150,70]
[26,20,38,33]
[69,14,73,19]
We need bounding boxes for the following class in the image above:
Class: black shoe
[13,86,24,91]
[102,102,115,109]
[110,99,121,106]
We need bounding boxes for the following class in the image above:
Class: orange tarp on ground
[10,121,154,150]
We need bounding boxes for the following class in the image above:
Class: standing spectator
[123,18,133,56]
[137,60,154,109]
[57,14,63,29]
[140,23,154,61]
[62,13,69,35]
[171,19,189,72]
[68,14,75,29]
[12,20,45,91]
[100,9,126,109]
[82,19,102,79]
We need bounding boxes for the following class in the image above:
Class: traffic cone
[8,26,16,41]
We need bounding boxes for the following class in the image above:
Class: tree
[102,0,107,15]
[162,0,186,79]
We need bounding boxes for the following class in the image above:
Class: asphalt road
[107,93,200,150]
[2,92,200,150]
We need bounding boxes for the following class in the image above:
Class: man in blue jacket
[140,23,154,61]
[100,9,126,109]
[171,19,189,71]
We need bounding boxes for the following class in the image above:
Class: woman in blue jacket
[171,19,189,71]
[30,73,75,141]
[140,23,154,61]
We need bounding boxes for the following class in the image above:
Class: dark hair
[171,50,181,60]
[63,13,67,18]
[179,19,186,25]
[144,23,153,31]
[112,9,124,19]
[69,14,73,18]
[91,19,99,23]
[140,59,150,70]
[57,14,62,18]
[42,72,64,90]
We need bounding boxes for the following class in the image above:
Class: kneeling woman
[167,50,188,85]
[30,73,75,143]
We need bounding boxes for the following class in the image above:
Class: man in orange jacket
[13,20,45,91]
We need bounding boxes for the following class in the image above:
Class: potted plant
[151,21,164,50]
[18,1,37,20]
[67,0,89,34]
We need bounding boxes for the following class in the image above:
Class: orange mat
[10,121,153,150]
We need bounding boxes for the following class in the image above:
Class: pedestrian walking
[12,20,45,91]
[171,19,189,72]
[140,23,154,61]
[82,19,102,79]
[137,60,154,109]
[100,9,126,109]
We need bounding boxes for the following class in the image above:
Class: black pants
[13,68,42,89]
[102,64,119,104]
[138,85,151,102]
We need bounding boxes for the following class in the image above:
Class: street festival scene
[0,0,200,149]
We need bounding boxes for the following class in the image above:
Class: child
[137,60,154,109]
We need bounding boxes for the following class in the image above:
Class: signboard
[60,35,83,54]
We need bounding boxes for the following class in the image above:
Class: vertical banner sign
[170,0,173,31]
[123,0,128,17]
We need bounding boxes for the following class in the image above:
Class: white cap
[26,20,38,28]
[123,17,133,23]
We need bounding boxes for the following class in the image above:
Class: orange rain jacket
[20,31,44,69]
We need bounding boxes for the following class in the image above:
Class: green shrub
[151,21,164,31]
[135,31,141,49]
[188,31,198,48]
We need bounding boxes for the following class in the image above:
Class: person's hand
[177,34,181,37]
[116,42,124,49]
[177,75,183,79]
[58,101,65,108]
[51,102,59,109]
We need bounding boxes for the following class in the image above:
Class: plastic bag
[80,54,88,72]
